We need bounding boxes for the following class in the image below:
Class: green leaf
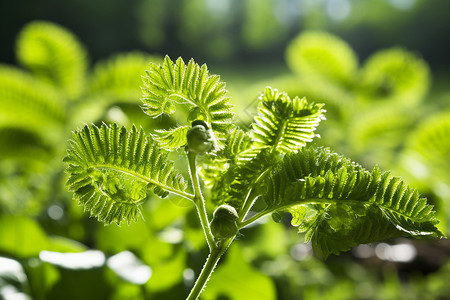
[16,21,88,99]
[200,128,252,187]
[360,47,430,105]
[143,248,186,293]
[141,56,235,147]
[209,148,274,209]
[207,88,325,208]
[0,65,66,141]
[47,236,87,253]
[262,147,443,259]
[96,219,151,253]
[0,215,49,258]
[402,110,450,183]
[250,87,325,155]
[89,52,161,103]
[286,30,358,86]
[152,126,190,150]
[199,128,259,210]
[348,105,413,165]
[219,128,253,160]
[64,123,189,225]
[298,205,405,260]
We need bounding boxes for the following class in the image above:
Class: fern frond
[221,128,253,160]
[250,87,325,155]
[153,126,190,151]
[404,111,450,170]
[64,123,190,224]
[89,52,161,103]
[200,129,251,187]
[200,128,263,208]
[261,147,443,258]
[141,56,235,147]
[348,105,413,165]
[201,128,252,177]
[289,204,406,259]
[360,47,430,105]
[16,21,88,99]
[285,31,358,86]
[0,65,66,141]
[400,110,450,193]
[270,75,354,122]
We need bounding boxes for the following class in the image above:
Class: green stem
[187,151,215,249]
[185,150,238,299]
[95,164,195,201]
[238,191,258,224]
[238,168,270,224]
[240,209,270,228]
[186,249,222,300]
[186,238,233,300]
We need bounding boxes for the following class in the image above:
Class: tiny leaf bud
[210,204,239,241]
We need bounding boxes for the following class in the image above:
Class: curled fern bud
[186,120,215,155]
[210,205,239,241]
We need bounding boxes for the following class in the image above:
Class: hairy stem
[186,238,233,300]
[186,249,222,300]
[186,150,237,299]
[187,151,215,249]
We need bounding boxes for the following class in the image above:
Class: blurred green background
[0,0,449,299]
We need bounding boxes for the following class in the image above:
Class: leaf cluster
[141,56,235,149]
[0,21,161,216]
[64,56,443,260]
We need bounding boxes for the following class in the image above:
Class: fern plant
[0,21,162,216]
[64,56,443,299]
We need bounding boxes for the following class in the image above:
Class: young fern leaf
[250,87,325,155]
[360,47,430,104]
[0,65,66,142]
[88,52,161,103]
[205,85,327,208]
[200,128,268,208]
[205,88,325,209]
[290,204,410,260]
[286,31,358,86]
[262,147,443,258]
[16,21,88,100]
[152,126,190,151]
[201,128,252,185]
[64,123,189,225]
[141,56,235,148]
[403,111,450,180]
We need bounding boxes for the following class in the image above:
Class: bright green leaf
[286,31,358,86]
[16,21,88,99]
[263,147,443,258]
[141,56,235,148]
[64,123,189,225]
[0,215,49,258]
[251,87,325,155]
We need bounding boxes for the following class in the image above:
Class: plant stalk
[238,167,271,224]
[187,151,215,249]
[186,237,234,300]
[186,249,222,300]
